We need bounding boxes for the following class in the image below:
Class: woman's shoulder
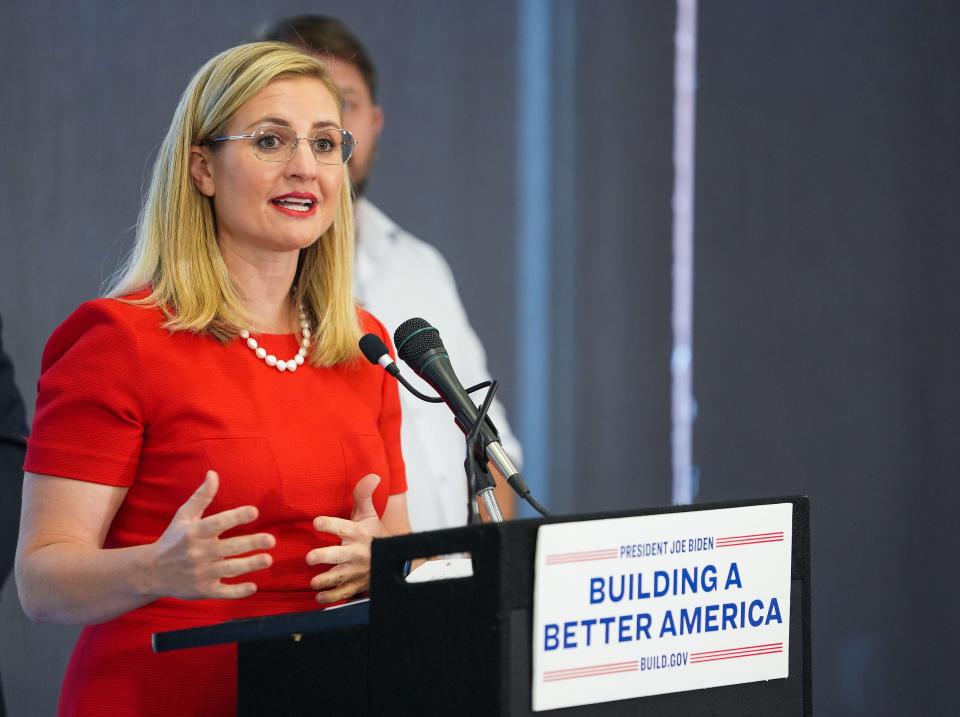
[61,293,165,336]
[41,293,166,370]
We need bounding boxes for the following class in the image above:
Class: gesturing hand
[148,470,275,600]
[307,474,388,604]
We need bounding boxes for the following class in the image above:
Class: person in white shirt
[260,16,522,530]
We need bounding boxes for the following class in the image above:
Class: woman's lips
[270,196,317,217]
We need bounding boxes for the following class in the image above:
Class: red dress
[24,297,406,717]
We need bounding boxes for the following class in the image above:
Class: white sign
[532,503,793,712]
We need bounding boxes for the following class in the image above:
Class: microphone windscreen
[359,333,390,365]
[394,318,444,364]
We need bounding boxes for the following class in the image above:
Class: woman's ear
[189,145,216,197]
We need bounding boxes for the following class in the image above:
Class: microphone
[393,318,526,496]
[359,333,443,403]
[359,333,400,376]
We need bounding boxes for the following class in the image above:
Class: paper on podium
[326,597,370,611]
[405,557,474,583]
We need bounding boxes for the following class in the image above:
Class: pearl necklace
[240,304,311,373]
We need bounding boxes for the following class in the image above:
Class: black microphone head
[359,333,390,365]
[394,318,444,365]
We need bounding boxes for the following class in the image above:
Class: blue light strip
[671,0,699,504]
[516,0,553,515]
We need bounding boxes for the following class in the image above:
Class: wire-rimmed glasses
[202,124,357,165]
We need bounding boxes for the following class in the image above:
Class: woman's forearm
[16,540,159,625]
[17,471,274,625]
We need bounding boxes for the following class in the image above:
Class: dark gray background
[0,1,957,715]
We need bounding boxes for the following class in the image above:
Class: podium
[154,496,811,716]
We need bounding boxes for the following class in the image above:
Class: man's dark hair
[258,15,378,101]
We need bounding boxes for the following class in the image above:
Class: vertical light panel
[547,1,578,514]
[672,0,699,504]
[516,0,553,514]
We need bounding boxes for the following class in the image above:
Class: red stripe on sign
[716,537,784,543]
[546,555,618,565]
[716,531,783,541]
[716,537,783,543]
[716,538,784,547]
[691,642,781,658]
[546,554,618,562]
[543,661,639,682]
[546,550,618,564]
[544,666,638,682]
[547,549,617,559]
[690,647,783,664]
[544,660,637,677]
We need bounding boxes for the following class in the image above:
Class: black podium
[154,496,811,716]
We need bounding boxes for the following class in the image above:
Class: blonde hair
[108,41,360,366]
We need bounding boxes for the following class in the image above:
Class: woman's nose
[284,139,318,178]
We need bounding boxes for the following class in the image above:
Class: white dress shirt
[354,198,522,532]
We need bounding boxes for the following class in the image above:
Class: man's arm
[0,314,27,589]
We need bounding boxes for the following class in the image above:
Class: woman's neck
[219,240,299,334]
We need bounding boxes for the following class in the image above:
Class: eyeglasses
[202,124,357,165]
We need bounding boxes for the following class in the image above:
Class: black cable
[464,380,499,523]
[394,373,444,403]
[523,493,551,517]
[464,380,493,394]
[393,377,491,405]
[502,473,551,517]
[466,382,552,519]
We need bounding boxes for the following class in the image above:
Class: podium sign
[532,503,793,711]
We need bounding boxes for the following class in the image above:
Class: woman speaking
[15,42,409,716]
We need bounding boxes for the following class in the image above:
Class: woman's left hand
[307,473,388,603]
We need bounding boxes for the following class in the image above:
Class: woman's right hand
[147,470,275,600]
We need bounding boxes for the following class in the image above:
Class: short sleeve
[361,311,407,495]
[24,300,148,487]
